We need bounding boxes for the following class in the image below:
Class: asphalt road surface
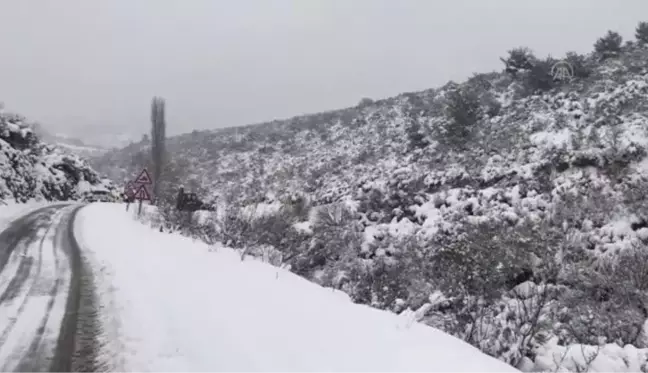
[0,204,99,372]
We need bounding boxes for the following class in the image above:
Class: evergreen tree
[151,97,167,204]
[500,47,535,77]
[636,21,648,45]
[439,88,481,147]
[594,30,623,59]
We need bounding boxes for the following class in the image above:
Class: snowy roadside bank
[73,203,517,372]
[108,202,648,372]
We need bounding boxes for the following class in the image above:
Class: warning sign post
[134,184,151,216]
[134,185,151,201]
[128,168,154,215]
[134,169,153,185]
[124,181,135,211]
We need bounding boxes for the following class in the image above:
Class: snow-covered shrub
[356,185,391,224]
[249,208,296,248]
[429,220,543,302]
[557,248,648,347]
[293,203,363,278]
[280,193,311,222]
[342,233,427,311]
[157,202,191,231]
[214,203,255,248]
[350,256,410,312]
[405,119,430,151]
[406,218,568,364]
[195,200,312,267]
[480,91,502,118]
[623,176,648,220]
[550,182,620,234]
[464,282,558,367]
[158,205,218,244]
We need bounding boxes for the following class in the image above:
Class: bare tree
[151,97,167,204]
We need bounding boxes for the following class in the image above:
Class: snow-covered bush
[405,119,430,151]
[557,246,648,347]
[292,203,362,278]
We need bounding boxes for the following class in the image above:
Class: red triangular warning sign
[134,169,153,184]
[134,185,151,201]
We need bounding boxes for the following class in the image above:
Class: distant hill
[60,122,142,150]
[30,123,112,158]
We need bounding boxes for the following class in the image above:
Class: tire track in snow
[0,204,102,372]
[14,208,70,372]
[26,250,60,348]
[0,208,60,344]
[0,207,66,371]
[54,205,103,372]
[0,249,34,304]
[0,207,58,300]
[0,207,51,273]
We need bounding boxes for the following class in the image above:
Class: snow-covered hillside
[92,31,648,370]
[0,109,114,202]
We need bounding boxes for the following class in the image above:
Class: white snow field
[73,203,518,372]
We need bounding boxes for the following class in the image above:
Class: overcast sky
[0,0,647,138]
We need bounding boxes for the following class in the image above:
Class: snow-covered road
[0,202,518,372]
[0,204,95,372]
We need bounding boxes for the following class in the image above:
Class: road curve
[0,204,99,372]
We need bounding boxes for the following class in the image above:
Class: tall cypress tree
[151,97,167,204]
